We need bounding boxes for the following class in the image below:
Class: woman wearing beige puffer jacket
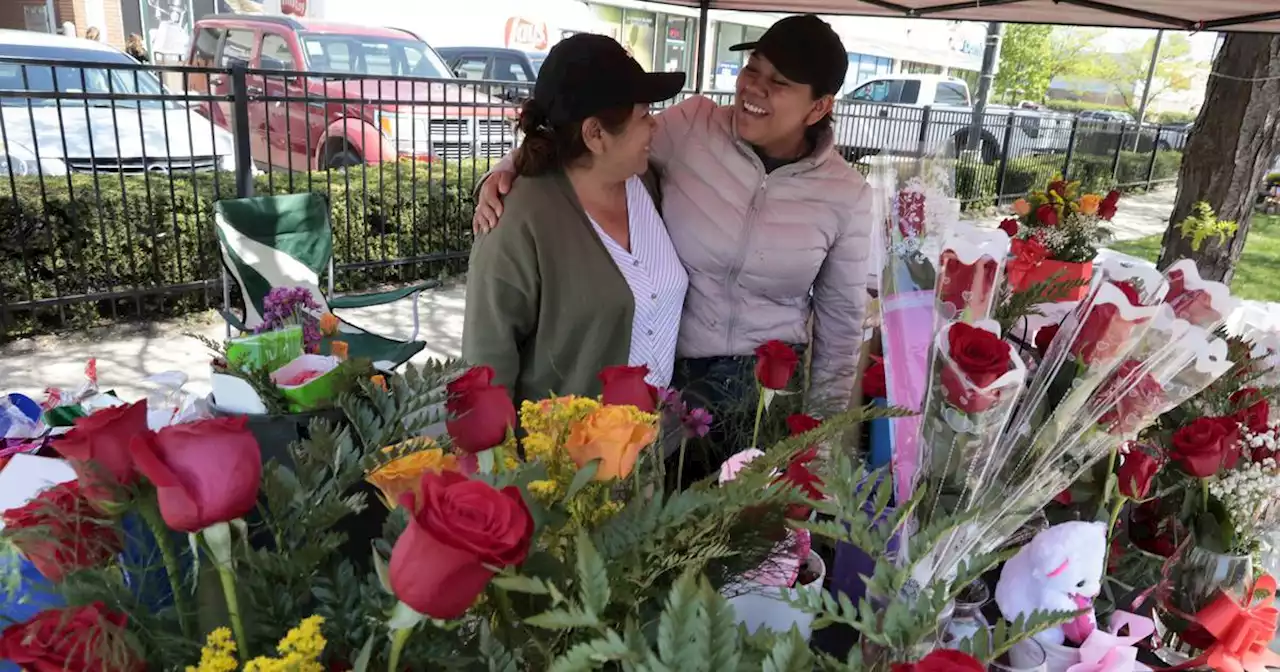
[473,15,875,482]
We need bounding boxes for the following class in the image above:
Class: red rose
[786,413,822,436]
[891,649,984,672]
[772,447,823,520]
[1,481,121,583]
[55,401,148,506]
[998,218,1019,238]
[1116,448,1162,500]
[129,416,262,532]
[1097,360,1167,435]
[389,471,532,619]
[1171,416,1239,478]
[940,324,1013,414]
[445,366,517,454]
[599,365,657,412]
[1053,489,1073,505]
[0,602,140,672]
[1230,388,1270,434]
[1035,203,1059,227]
[754,340,799,391]
[938,251,998,316]
[897,189,926,237]
[1165,269,1222,327]
[1098,190,1121,220]
[1113,280,1142,306]
[862,356,887,399]
[1070,292,1149,367]
[1035,324,1060,358]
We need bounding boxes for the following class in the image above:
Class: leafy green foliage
[995,270,1092,337]
[1177,201,1239,252]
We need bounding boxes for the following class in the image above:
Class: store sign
[280,0,306,16]
[505,17,549,50]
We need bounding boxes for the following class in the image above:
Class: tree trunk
[1156,33,1280,283]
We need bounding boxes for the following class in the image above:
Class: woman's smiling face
[733,53,831,154]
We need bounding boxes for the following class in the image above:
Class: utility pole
[966,22,1003,153]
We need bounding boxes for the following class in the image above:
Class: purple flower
[255,286,323,351]
[683,407,712,439]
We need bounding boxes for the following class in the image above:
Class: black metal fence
[0,56,1183,340]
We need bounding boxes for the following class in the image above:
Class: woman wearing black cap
[462,34,689,408]
[473,16,875,482]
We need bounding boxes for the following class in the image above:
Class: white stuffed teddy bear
[995,520,1107,647]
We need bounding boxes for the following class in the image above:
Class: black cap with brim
[534,34,687,126]
[730,14,847,97]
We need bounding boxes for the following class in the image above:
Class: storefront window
[658,16,693,89]
[621,9,656,71]
[711,22,763,91]
[841,52,893,95]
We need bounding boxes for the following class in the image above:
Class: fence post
[230,63,254,199]
[1145,124,1163,189]
[1109,122,1125,186]
[917,105,932,158]
[1062,117,1079,180]
[993,112,1015,208]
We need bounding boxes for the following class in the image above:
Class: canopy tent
[663,0,1280,32]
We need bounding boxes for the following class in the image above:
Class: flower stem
[1107,496,1125,536]
[1100,446,1119,512]
[1202,478,1211,513]
[137,494,194,638]
[676,437,688,489]
[750,385,768,449]
[216,561,250,661]
[387,625,413,672]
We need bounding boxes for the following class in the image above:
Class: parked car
[0,29,235,177]
[1077,109,1136,124]
[435,46,539,102]
[832,74,1074,164]
[186,15,516,170]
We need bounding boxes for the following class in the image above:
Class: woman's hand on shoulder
[473,170,517,235]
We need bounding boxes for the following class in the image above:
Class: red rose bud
[1053,489,1073,505]
[754,340,799,390]
[1035,203,1059,226]
[1035,324,1060,358]
[1070,302,1146,367]
[891,649,985,672]
[0,602,140,671]
[1097,360,1167,435]
[389,471,533,619]
[786,413,822,436]
[1171,416,1239,478]
[129,416,262,532]
[445,366,517,454]
[1113,280,1142,306]
[1116,449,1161,500]
[1099,190,1121,220]
[599,365,658,412]
[1,481,122,582]
[772,447,823,520]
[1230,387,1270,434]
[862,356,887,399]
[940,323,1012,414]
[998,218,1019,238]
[55,400,148,506]
[938,251,998,315]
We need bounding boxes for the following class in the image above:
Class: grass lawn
[1110,213,1280,302]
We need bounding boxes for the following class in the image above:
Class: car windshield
[0,45,172,108]
[300,33,451,78]
[527,54,544,75]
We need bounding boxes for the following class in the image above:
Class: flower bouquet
[1004,178,1117,301]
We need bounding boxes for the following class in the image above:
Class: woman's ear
[580,117,606,155]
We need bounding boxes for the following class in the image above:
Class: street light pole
[966,22,1003,153]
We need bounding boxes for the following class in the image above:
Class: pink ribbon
[1065,611,1155,672]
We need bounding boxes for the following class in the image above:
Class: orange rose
[367,439,458,508]
[1012,198,1031,216]
[564,406,657,481]
[370,374,388,391]
[1078,193,1101,216]
[330,340,348,361]
[318,312,339,336]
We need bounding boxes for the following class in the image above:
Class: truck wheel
[325,145,363,170]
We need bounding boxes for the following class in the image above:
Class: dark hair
[514,100,634,176]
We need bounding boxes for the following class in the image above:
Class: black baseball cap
[730,14,847,97]
[533,34,686,126]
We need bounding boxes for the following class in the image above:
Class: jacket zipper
[724,176,767,354]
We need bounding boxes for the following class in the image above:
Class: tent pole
[965,21,1003,152]
[694,0,710,92]
[1135,28,1164,145]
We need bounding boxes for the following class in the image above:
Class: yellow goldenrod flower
[244,615,327,672]
[186,627,238,672]
[367,441,457,508]
[527,479,561,502]
[318,312,339,337]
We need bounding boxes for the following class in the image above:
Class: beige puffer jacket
[650,95,874,406]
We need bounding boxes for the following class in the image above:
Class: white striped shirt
[587,176,688,388]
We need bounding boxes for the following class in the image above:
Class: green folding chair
[214,192,435,370]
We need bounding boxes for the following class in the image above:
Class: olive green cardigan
[462,170,662,405]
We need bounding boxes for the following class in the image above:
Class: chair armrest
[219,309,249,334]
[329,280,440,310]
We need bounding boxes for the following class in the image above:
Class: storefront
[586,1,700,89]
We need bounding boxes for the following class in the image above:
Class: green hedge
[0,159,489,338]
[957,150,1182,209]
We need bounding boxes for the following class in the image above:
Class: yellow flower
[186,627,238,672]
[527,479,561,502]
[522,432,557,462]
[244,615,327,672]
[367,440,458,508]
[1012,198,1031,216]
[318,312,339,337]
[1078,193,1101,216]
[564,406,658,481]
[520,395,600,436]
